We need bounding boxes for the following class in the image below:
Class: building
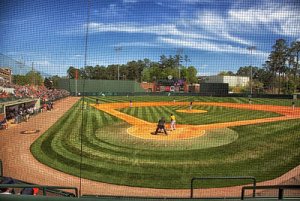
[201,75,249,87]
[140,82,154,92]
[0,68,12,83]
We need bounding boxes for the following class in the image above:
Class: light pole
[32,62,35,86]
[17,55,25,75]
[114,46,122,80]
[176,48,183,79]
[247,46,256,94]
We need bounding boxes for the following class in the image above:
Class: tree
[252,80,264,94]
[44,77,53,89]
[143,58,151,68]
[174,54,183,68]
[50,75,63,88]
[237,66,259,78]
[13,71,43,86]
[82,66,95,79]
[26,70,43,85]
[289,41,300,83]
[12,75,28,86]
[106,65,118,80]
[159,54,183,70]
[237,66,251,76]
[186,66,198,83]
[256,68,273,91]
[265,39,288,94]
[64,54,198,83]
[141,68,151,82]
[218,71,235,76]
[67,66,79,79]
[93,65,108,79]
[126,60,144,81]
[159,55,169,69]
[184,55,190,67]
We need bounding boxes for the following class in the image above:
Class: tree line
[218,39,300,94]
[66,54,198,84]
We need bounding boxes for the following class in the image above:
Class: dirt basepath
[0,98,299,198]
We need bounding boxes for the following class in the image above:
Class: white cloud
[34,60,51,66]
[88,22,215,41]
[61,1,298,57]
[6,51,45,58]
[187,1,300,47]
[123,0,138,3]
[198,64,207,69]
[228,2,300,37]
[90,4,127,19]
[177,0,213,4]
[88,22,177,35]
[115,42,159,47]
[190,10,253,46]
[158,37,242,53]
[158,36,268,58]
[104,4,119,17]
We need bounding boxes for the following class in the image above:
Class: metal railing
[0,184,78,197]
[241,185,300,200]
[190,176,256,198]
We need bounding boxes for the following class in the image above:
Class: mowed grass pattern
[119,105,281,125]
[85,95,299,106]
[31,96,300,188]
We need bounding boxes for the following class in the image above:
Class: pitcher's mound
[176,109,207,114]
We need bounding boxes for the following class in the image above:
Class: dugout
[199,83,229,96]
[0,98,39,120]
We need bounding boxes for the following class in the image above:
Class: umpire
[154,117,168,135]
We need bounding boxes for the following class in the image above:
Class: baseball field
[30,96,300,189]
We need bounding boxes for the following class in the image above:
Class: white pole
[115,46,122,80]
[75,78,78,96]
[247,46,256,94]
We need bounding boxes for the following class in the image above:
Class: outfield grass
[85,95,299,106]
[31,96,300,189]
[119,105,281,124]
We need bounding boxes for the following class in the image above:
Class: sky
[1,0,300,77]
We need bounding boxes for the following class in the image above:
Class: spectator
[0,117,8,129]
[0,177,14,194]
[0,82,70,101]
[20,188,33,195]
[33,188,39,195]
[20,187,38,195]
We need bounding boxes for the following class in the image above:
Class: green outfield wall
[57,79,145,95]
